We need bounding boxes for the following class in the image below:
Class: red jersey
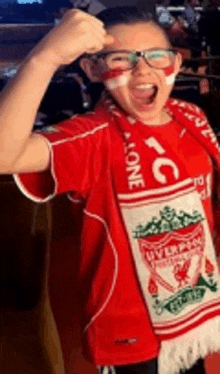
[14,100,214,367]
[148,120,213,231]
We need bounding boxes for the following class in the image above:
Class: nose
[132,57,153,76]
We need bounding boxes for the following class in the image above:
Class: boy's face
[87,22,182,125]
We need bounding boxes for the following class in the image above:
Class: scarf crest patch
[96,94,220,374]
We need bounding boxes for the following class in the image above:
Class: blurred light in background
[17,1,42,3]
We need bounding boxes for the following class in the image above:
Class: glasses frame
[91,48,178,71]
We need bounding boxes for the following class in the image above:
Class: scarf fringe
[158,316,220,374]
[97,366,116,374]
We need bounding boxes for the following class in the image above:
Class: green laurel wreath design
[133,206,203,239]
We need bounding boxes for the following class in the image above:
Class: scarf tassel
[159,316,220,374]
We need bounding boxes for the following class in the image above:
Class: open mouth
[145,85,158,104]
[131,84,158,106]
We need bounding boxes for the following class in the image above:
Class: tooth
[136,84,154,89]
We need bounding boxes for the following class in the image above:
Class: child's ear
[174,52,183,75]
[79,58,102,83]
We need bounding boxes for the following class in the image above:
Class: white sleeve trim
[13,136,58,204]
[67,193,83,204]
[13,122,109,203]
[52,122,109,146]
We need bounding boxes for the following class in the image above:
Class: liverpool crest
[133,206,217,315]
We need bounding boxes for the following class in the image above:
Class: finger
[85,33,106,53]
[62,8,106,36]
[88,32,114,53]
[87,42,103,54]
[93,33,107,50]
[72,17,106,41]
[70,8,105,28]
[104,35,115,45]
[86,19,106,35]
[82,11,105,27]
[89,23,108,44]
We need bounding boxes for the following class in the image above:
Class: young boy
[1,6,220,374]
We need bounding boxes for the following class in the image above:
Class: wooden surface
[0,178,89,374]
[0,176,52,373]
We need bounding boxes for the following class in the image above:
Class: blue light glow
[17,0,42,3]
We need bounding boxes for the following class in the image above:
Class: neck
[140,110,172,126]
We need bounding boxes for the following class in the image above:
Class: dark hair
[96,6,171,46]
[96,6,156,28]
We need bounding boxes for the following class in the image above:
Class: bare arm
[0,56,58,174]
[0,10,114,174]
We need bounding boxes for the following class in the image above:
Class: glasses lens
[105,52,135,70]
[145,50,176,69]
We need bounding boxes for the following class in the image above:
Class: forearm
[0,54,57,170]
[0,9,114,174]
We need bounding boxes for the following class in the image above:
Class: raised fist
[31,9,114,67]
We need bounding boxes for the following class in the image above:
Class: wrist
[24,50,62,72]
[26,43,85,72]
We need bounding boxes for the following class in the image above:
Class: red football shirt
[13,102,216,368]
[148,119,213,232]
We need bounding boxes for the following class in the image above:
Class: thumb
[104,34,115,45]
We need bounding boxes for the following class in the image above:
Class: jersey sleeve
[13,116,109,203]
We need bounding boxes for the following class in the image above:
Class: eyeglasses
[91,49,177,71]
